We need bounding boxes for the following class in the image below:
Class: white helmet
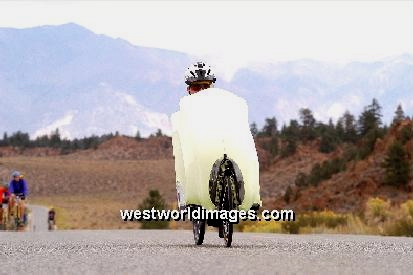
[185,62,216,85]
[11,171,21,178]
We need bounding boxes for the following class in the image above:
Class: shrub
[382,200,413,237]
[364,197,391,225]
[295,172,308,187]
[262,136,279,158]
[240,220,283,233]
[299,211,348,228]
[280,137,297,158]
[138,190,169,229]
[382,141,411,186]
[284,184,294,203]
[281,220,301,234]
[280,211,348,234]
[319,132,336,153]
[400,125,413,145]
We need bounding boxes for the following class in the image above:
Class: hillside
[258,139,342,199]
[0,120,412,229]
[1,121,411,209]
[271,119,413,213]
[65,136,173,160]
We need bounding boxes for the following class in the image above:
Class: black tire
[14,217,19,231]
[193,219,206,245]
[222,176,233,247]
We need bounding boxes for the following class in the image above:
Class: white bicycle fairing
[171,88,261,211]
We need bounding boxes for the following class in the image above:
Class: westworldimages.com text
[120,207,295,224]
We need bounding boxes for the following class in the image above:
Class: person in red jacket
[0,182,9,226]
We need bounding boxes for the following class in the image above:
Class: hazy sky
[0,1,412,79]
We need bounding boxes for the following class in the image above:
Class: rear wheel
[193,219,206,245]
[221,176,233,247]
[192,206,206,245]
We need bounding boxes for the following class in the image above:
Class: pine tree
[309,163,322,186]
[319,132,336,153]
[336,118,345,141]
[382,141,411,186]
[295,172,308,187]
[262,117,278,137]
[299,108,316,128]
[50,128,61,148]
[358,98,382,136]
[281,136,297,158]
[284,184,294,203]
[299,108,316,141]
[0,132,8,146]
[266,136,279,158]
[392,104,405,125]
[281,119,300,139]
[328,118,334,130]
[155,129,163,137]
[138,190,169,229]
[250,122,258,137]
[135,130,142,141]
[341,111,357,143]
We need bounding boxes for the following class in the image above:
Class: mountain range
[0,23,412,138]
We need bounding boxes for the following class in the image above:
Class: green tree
[280,119,300,139]
[250,122,258,137]
[262,117,278,137]
[281,136,297,158]
[135,130,142,141]
[309,163,322,186]
[319,132,336,153]
[155,129,163,137]
[263,136,279,158]
[358,98,382,136]
[336,118,345,140]
[295,172,308,187]
[358,128,382,159]
[341,111,358,143]
[299,108,316,141]
[8,131,30,148]
[50,128,61,148]
[382,141,411,186]
[299,108,316,128]
[392,104,405,125]
[138,190,169,229]
[400,125,413,145]
[284,184,294,203]
[0,132,8,146]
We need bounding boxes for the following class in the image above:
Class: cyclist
[184,62,232,239]
[0,182,9,226]
[8,171,28,225]
[48,207,56,230]
[184,61,216,95]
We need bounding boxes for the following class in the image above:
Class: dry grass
[0,156,177,229]
[31,195,142,229]
[240,198,413,236]
[0,156,176,201]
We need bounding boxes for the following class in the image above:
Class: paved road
[0,230,412,274]
[27,204,49,232]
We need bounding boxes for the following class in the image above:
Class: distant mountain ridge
[0,23,412,138]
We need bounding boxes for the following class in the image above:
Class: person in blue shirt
[9,171,28,224]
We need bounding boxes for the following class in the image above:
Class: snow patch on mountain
[34,111,78,139]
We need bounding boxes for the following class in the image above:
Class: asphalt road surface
[1,229,412,275]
